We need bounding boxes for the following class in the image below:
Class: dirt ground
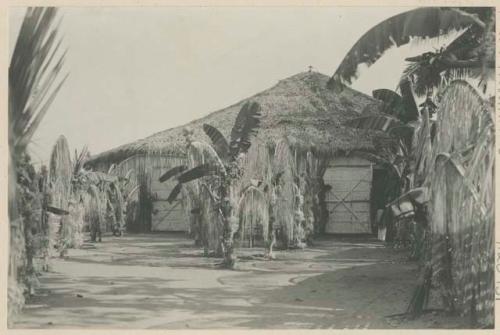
[13,233,467,329]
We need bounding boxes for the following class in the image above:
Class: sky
[10,6,455,166]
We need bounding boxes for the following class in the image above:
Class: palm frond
[177,163,218,184]
[372,81,419,123]
[328,7,484,90]
[202,124,230,160]
[401,17,494,96]
[158,165,188,183]
[9,7,67,155]
[399,78,419,122]
[167,183,183,204]
[229,101,261,158]
[372,88,403,116]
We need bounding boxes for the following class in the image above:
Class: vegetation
[8,5,494,329]
[8,7,67,324]
[332,6,495,327]
[160,101,262,268]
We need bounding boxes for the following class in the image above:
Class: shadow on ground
[12,233,466,329]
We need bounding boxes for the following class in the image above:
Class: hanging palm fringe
[136,162,152,233]
[86,184,105,241]
[238,186,269,248]
[182,136,327,252]
[272,138,295,247]
[295,150,329,239]
[185,140,224,255]
[411,81,494,326]
[236,140,272,247]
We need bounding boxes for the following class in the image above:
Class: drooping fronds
[400,13,495,96]
[328,7,488,90]
[238,185,269,247]
[413,80,495,325]
[272,137,298,247]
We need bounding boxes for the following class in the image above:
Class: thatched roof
[87,71,388,167]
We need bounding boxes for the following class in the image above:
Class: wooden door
[324,157,372,234]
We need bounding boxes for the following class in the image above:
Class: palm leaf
[401,20,494,95]
[372,89,403,116]
[159,165,187,183]
[229,101,261,158]
[177,163,218,184]
[399,78,419,122]
[167,183,183,204]
[9,7,67,155]
[328,7,483,90]
[202,124,230,160]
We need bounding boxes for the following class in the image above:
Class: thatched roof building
[86,71,391,237]
[87,71,386,168]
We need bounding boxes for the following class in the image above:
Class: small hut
[86,72,389,238]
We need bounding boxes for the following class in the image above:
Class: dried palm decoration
[48,135,73,256]
[410,81,494,326]
[272,137,298,247]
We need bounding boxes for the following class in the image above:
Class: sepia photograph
[6,5,496,330]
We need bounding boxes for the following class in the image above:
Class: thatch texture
[47,135,72,262]
[426,81,494,326]
[87,72,385,168]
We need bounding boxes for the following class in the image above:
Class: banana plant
[344,77,425,196]
[159,101,261,268]
[328,7,494,92]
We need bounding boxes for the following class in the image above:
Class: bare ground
[13,233,467,329]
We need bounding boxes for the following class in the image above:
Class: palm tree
[8,7,67,322]
[159,101,261,268]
